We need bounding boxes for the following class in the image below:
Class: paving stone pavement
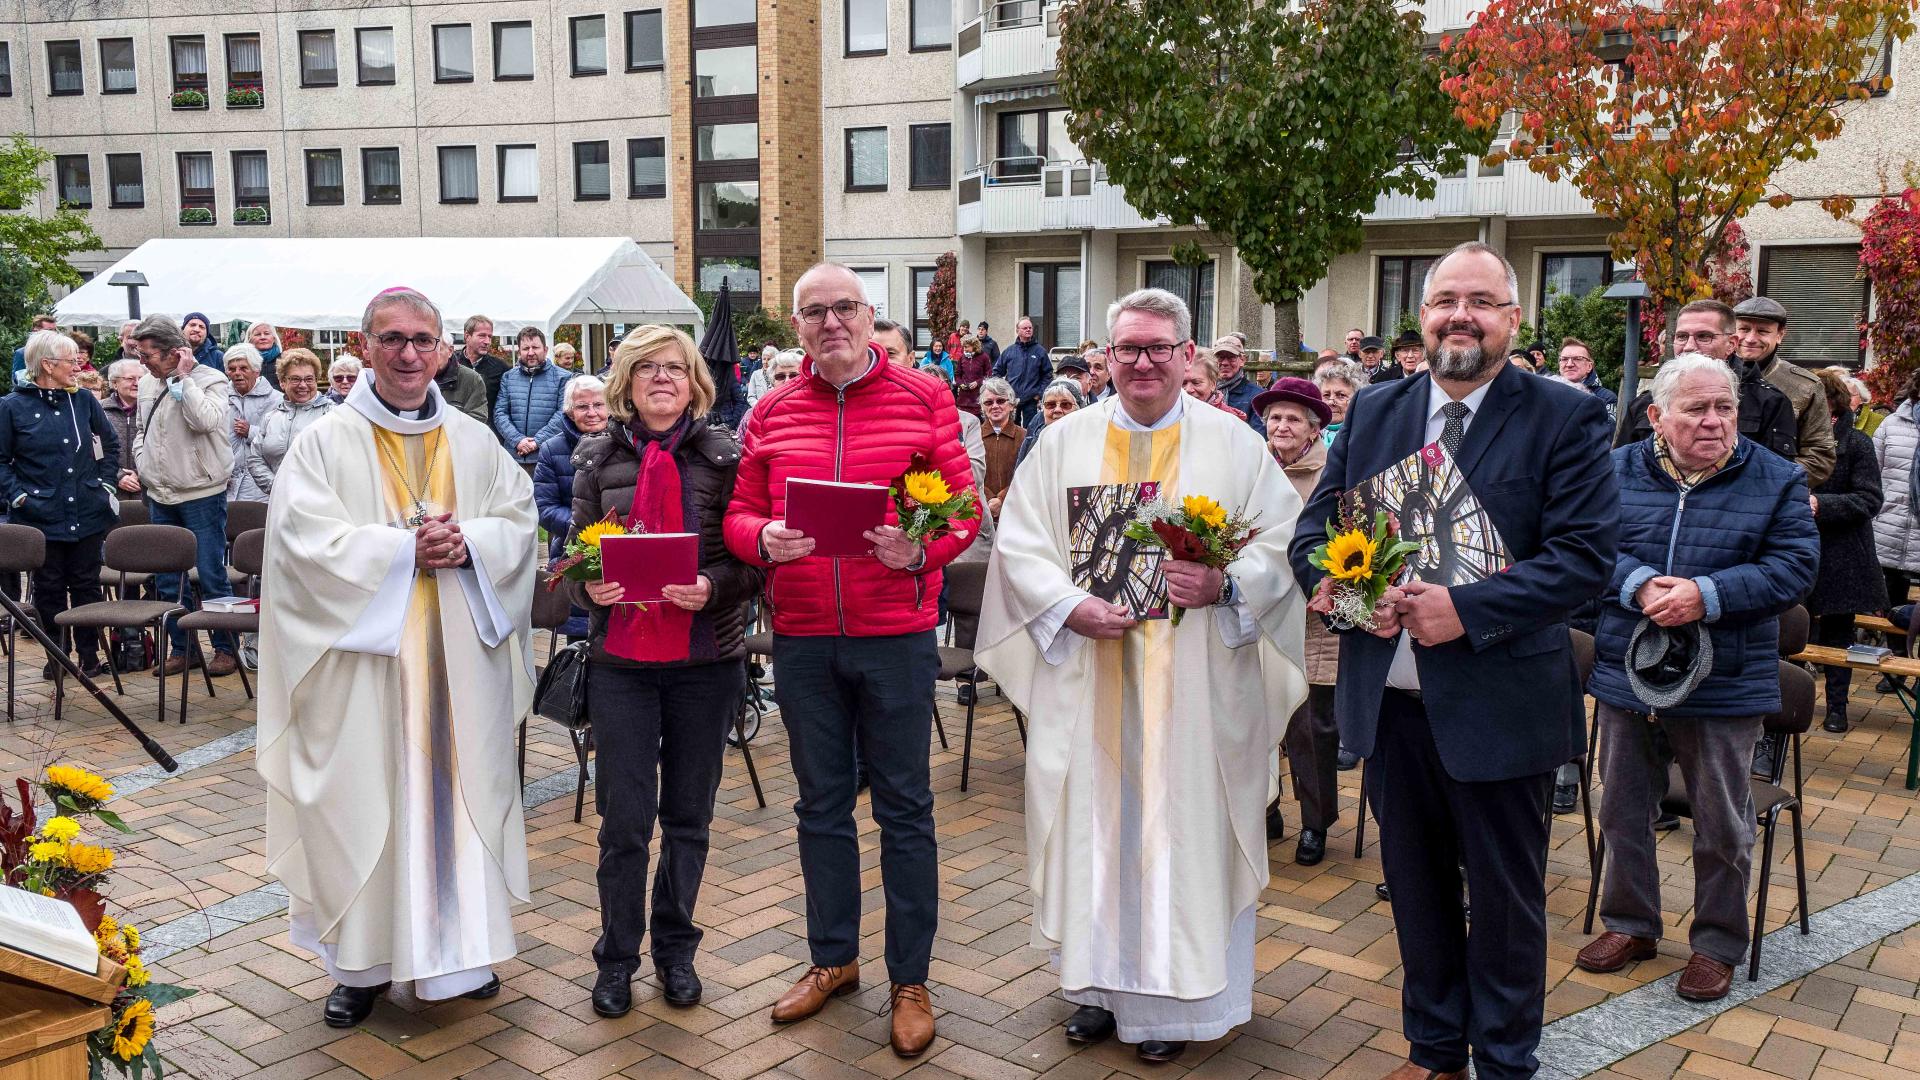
[4,635,1919,1080]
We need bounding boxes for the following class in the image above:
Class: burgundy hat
[1251,376,1332,428]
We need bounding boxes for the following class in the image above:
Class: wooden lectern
[0,944,126,1080]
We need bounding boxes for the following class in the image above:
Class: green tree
[1536,285,1629,388]
[0,249,51,392]
[1057,0,1481,348]
[0,134,102,290]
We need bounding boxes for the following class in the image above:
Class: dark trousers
[31,531,106,662]
[1814,612,1856,718]
[148,494,234,656]
[1370,690,1550,1080]
[1286,683,1340,832]
[1885,566,1915,609]
[774,631,939,985]
[1016,399,1040,428]
[588,659,744,973]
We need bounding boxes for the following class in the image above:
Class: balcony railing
[958,158,1165,234]
[957,1,1060,87]
[1365,158,1593,221]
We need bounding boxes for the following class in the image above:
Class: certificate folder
[784,478,889,558]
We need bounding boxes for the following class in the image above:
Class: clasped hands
[412,512,468,570]
[1309,576,1464,644]
[760,520,924,571]
[1064,560,1222,640]
[1635,575,1705,628]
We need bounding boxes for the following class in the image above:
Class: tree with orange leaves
[1444,0,1912,309]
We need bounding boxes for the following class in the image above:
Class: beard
[1429,321,1501,381]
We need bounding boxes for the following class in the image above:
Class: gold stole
[1089,420,1180,985]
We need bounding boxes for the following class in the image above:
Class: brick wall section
[758,0,824,316]
[669,0,695,300]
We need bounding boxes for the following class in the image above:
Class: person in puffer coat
[535,375,608,638]
[493,327,571,467]
[251,350,335,477]
[223,343,282,501]
[1807,370,1887,733]
[1580,353,1818,1004]
[1872,369,1920,608]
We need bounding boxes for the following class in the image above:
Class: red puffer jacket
[725,344,979,636]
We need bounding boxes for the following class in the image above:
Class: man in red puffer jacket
[724,263,976,1058]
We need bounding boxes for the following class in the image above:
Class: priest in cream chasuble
[977,289,1307,1057]
[257,288,536,1022]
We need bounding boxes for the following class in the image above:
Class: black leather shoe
[1823,710,1849,734]
[323,982,389,1028]
[592,969,632,1018]
[657,963,702,1006]
[1265,802,1285,841]
[462,973,501,1000]
[1137,1040,1186,1063]
[1552,781,1578,815]
[1375,882,1390,902]
[1336,746,1358,771]
[1063,1004,1115,1045]
[1653,812,1681,832]
[1295,829,1325,866]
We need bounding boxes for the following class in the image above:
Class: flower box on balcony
[170,89,207,110]
[226,87,263,109]
[234,205,269,225]
[179,207,214,226]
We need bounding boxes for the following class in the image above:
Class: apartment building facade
[1,0,1907,365]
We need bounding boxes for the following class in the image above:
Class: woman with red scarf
[567,325,763,1021]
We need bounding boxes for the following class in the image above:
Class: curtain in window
[173,39,207,78]
[358,30,395,81]
[849,129,886,187]
[440,149,478,200]
[49,47,82,93]
[501,147,538,198]
[496,25,533,77]
[365,150,400,190]
[577,146,609,198]
[110,159,142,204]
[179,154,214,195]
[436,28,473,79]
[57,160,89,206]
[629,141,665,195]
[234,153,269,199]
[573,17,606,72]
[301,33,337,82]
[627,11,663,67]
[309,152,343,189]
[847,0,886,52]
[103,41,136,91]
[228,36,262,78]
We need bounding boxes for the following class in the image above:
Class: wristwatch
[1215,572,1236,607]
[905,547,927,573]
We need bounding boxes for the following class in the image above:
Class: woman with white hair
[102,358,146,497]
[253,349,335,477]
[326,355,362,403]
[1014,378,1086,467]
[246,321,285,387]
[0,330,119,677]
[225,343,283,500]
[1311,359,1365,447]
[738,350,804,426]
[747,344,780,403]
[536,374,609,640]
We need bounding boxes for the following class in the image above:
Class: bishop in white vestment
[257,288,536,1026]
[977,288,1308,1062]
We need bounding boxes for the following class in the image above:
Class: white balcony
[957,1,1060,89]
[957,160,1167,235]
[1421,0,1486,34]
[1365,163,1593,221]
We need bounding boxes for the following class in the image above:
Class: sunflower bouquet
[888,453,980,543]
[1307,507,1423,631]
[550,512,630,585]
[1122,494,1261,625]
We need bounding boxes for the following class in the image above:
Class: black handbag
[533,640,592,730]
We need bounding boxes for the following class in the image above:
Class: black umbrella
[699,278,742,415]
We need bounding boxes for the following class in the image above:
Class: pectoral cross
[406,503,427,528]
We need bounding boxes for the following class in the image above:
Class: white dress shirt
[1385,376,1495,691]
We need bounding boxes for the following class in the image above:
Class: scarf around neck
[605,414,694,663]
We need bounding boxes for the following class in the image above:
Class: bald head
[791,262,876,381]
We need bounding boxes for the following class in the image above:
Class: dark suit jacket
[1288,363,1619,783]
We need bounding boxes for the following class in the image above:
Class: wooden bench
[1855,614,1907,637]
[1791,644,1920,790]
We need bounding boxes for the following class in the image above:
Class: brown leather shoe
[769,963,858,1023]
[157,652,200,676]
[888,983,935,1058]
[1381,1063,1466,1080]
[205,651,240,677]
[1575,931,1659,974]
[1676,952,1734,1001]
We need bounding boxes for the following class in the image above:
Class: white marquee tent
[54,236,702,338]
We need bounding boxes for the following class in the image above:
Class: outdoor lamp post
[1604,278,1650,445]
[109,270,148,321]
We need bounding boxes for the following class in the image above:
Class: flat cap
[1733,296,1789,326]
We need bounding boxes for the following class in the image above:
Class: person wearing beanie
[182,312,223,369]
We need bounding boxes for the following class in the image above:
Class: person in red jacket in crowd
[723,263,978,1058]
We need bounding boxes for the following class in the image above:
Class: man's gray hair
[564,374,607,410]
[1313,358,1367,391]
[22,329,75,382]
[771,349,806,372]
[791,263,869,311]
[1650,352,1739,412]
[981,376,1015,402]
[361,287,443,335]
[1422,240,1520,307]
[106,358,144,383]
[132,314,187,353]
[1106,287,1191,345]
[222,342,261,370]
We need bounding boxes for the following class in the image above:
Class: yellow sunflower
[574,519,628,548]
[111,998,155,1061]
[902,471,952,506]
[40,816,81,842]
[123,924,139,950]
[1181,494,1228,530]
[45,764,114,805]
[28,840,67,864]
[93,915,120,946]
[67,842,115,876]
[125,954,149,988]
[1323,530,1377,582]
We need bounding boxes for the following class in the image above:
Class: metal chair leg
[517,718,528,788]
[155,627,170,725]
[104,634,124,696]
[1750,811,1780,981]
[179,629,193,725]
[194,631,217,700]
[960,676,978,792]
[572,726,592,824]
[1790,803,1810,934]
[1013,705,1027,744]
[1354,760,1369,858]
[5,620,14,722]
[1584,831,1606,935]
[930,695,949,750]
[235,657,253,700]
[734,692,766,810]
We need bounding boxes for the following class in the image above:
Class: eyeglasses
[796,300,870,325]
[371,332,439,354]
[1107,341,1190,365]
[283,375,318,386]
[771,371,798,383]
[1424,297,1518,315]
[1673,331,1723,346]
[634,361,690,381]
[332,375,356,384]
[981,397,1010,407]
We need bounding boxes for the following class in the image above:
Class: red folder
[784,478,889,558]
[599,533,700,602]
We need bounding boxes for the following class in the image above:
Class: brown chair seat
[55,599,184,629]
[745,631,773,657]
[177,609,259,634]
[937,645,977,682]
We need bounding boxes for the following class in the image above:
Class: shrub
[225,87,262,108]
[179,206,213,225]
[234,205,268,225]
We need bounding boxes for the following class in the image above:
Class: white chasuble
[977,396,1308,1018]
[257,377,536,999]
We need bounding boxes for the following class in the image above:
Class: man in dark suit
[1289,241,1618,1080]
